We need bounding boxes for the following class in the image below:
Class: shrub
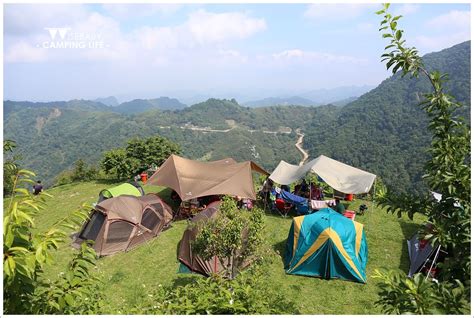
[127,264,299,314]
[3,168,103,314]
[192,196,265,279]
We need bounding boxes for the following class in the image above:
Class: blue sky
[3,3,471,103]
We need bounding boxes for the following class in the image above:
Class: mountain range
[3,41,470,193]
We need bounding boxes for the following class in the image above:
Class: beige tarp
[147,155,268,200]
[269,155,376,194]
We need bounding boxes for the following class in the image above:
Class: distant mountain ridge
[243,96,318,107]
[94,96,119,107]
[112,97,187,114]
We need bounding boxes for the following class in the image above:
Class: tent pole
[425,245,441,281]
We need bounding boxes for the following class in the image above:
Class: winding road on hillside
[295,129,309,166]
[158,123,309,164]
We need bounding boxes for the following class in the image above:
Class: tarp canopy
[269,155,376,194]
[284,208,368,283]
[147,154,269,200]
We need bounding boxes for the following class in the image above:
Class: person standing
[32,180,43,195]
[334,199,345,214]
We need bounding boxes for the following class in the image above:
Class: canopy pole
[425,245,441,281]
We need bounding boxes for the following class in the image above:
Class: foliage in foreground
[3,167,103,314]
[373,269,468,314]
[373,3,471,314]
[126,262,299,315]
[192,196,265,279]
[3,140,20,195]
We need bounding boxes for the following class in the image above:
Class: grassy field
[25,180,426,314]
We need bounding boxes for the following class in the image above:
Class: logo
[39,27,109,49]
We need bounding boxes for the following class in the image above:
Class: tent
[269,155,376,194]
[147,154,269,201]
[177,201,224,276]
[73,194,173,256]
[284,208,368,283]
[407,233,439,277]
[98,183,143,203]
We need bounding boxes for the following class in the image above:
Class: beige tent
[147,154,268,200]
[269,155,376,194]
[178,201,224,275]
[72,194,173,256]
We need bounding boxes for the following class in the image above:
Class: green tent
[98,183,143,203]
[284,208,368,283]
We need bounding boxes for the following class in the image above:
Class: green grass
[21,180,426,314]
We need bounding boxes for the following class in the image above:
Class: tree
[192,197,265,279]
[100,148,138,180]
[125,135,181,172]
[4,140,20,195]
[372,3,470,314]
[3,168,103,314]
[100,135,180,180]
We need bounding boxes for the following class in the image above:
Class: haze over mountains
[4,41,470,194]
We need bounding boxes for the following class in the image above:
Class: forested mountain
[304,41,471,193]
[5,98,331,185]
[112,97,187,114]
[94,96,119,106]
[3,41,470,193]
[243,96,318,107]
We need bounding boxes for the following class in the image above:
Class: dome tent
[285,208,368,283]
[97,182,143,203]
[73,194,172,256]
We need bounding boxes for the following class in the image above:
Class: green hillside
[29,180,425,314]
[3,42,470,193]
[304,41,471,193]
[4,98,329,185]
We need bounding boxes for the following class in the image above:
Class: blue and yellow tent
[284,208,368,283]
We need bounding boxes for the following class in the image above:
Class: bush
[127,264,299,314]
[373,269,468,314]
[192,196,265,279]
[3,169,104,314]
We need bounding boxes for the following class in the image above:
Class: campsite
[30,179,425,314]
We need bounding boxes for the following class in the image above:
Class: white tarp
[269,155,376,194]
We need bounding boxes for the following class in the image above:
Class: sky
[3,3,471,103]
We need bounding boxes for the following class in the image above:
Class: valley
[3,41,470,194]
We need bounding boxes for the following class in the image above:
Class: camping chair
[274,198,293,217]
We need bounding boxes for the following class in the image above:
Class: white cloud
[132,9,266,50]
[5,6,265,64]
[415,32,470,53]
[272,49,367,64]
[187,10,266,45]
[304,4,377,21]
[4,41,48,63]
[102,4,183,20]
[4,4,89,36]
[426,10,471,30]
[394,4,420,16]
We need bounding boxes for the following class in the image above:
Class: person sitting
[309,182,319,200]
[300,180,308,193]
[293,184,301,195]
[32,180,43,195]
[334,199,345,214]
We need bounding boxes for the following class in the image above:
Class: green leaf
[395,30,402,40]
